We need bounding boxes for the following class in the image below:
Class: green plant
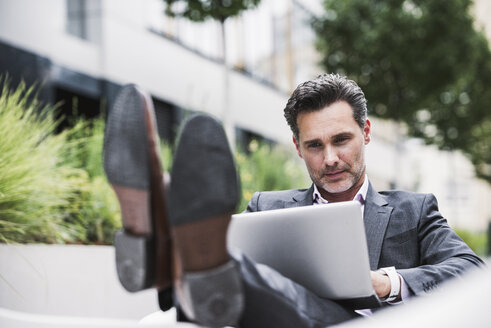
[0,79,83,243]
[160,141,174,173]
[59,117,121,244]
[62,118,106,179]
[0,78,121,245]
[0,78,307,244]
[236,140,310,212]
[454,228,488,257]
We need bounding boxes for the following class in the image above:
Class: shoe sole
[103,85,172,293]
[169,114,239,270]
[169,114,244,326]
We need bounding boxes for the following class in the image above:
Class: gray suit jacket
[245,182,484,296]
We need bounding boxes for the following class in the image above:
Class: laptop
[227,201,381,309]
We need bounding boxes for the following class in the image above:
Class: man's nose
[323,145,339,167]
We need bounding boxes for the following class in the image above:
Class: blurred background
[0,0,490,324]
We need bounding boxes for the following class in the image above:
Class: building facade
[0,0,489,231]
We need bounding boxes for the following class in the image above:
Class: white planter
[0,244,160,321]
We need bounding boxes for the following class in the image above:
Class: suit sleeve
[397,193,484,296]
[244,192,260,213]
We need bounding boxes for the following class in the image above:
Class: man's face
[293,101,371,200]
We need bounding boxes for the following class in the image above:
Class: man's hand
[370,270,391,299]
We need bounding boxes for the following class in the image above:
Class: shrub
[0,79,120,244]
[236,140,310,212]
[0,78,307,244]
[454,228,488,257]
[0,79,83,243]
[60,118,121,244]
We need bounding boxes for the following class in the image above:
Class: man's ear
[293,135,303,158]
[363,119,371,145]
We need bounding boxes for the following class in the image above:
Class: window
[66,0,88,40]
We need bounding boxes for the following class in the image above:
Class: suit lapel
[286,185,314,208]
[364,183,393,270]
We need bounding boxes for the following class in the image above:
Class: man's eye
[308,142,321,148]
[334,137,350,144]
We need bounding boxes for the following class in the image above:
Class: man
[103,75,483,328]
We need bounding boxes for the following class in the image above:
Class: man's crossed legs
[103,85,359,328]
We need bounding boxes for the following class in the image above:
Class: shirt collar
[313,175,369,207]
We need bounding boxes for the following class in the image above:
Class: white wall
[0,0,102,78]
[0,0,291,142]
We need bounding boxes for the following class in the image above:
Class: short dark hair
[284,73,367,139]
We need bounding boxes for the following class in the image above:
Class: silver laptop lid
[227,201,374,300]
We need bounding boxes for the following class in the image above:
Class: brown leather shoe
[169,114,244,327]
[103,85,172,308]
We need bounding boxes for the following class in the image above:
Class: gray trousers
[171,249,361,327]
[232,250,361,328]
